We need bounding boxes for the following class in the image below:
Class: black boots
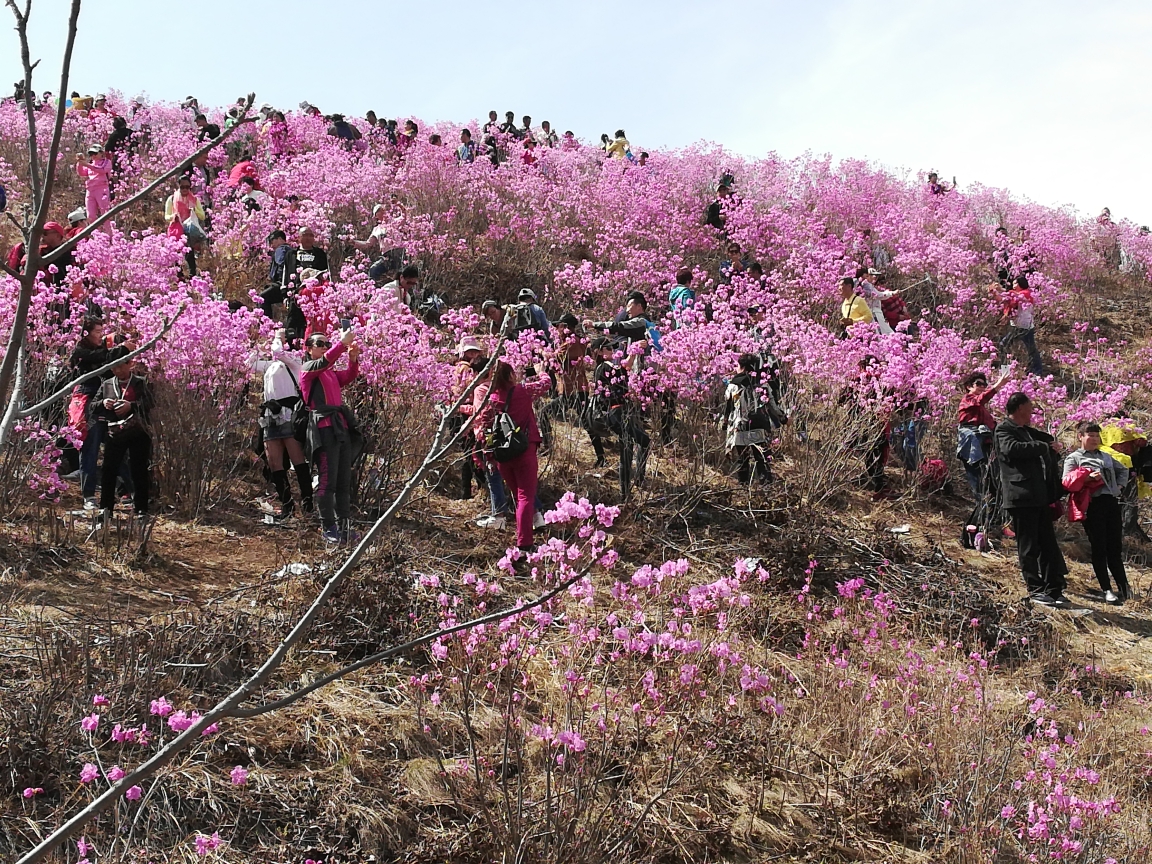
[293,462,314,513]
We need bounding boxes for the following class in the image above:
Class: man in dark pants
[995,392,1070,608]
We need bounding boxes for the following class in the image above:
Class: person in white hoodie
[253,330,312,518]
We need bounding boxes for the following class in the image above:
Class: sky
[3,0,1148,222]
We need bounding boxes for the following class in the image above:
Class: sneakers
[476,515,507,529]
[1031,592,1071,609]
[532,511,546,530]
[322,527,342,544]
[60,469,81,482]
[1002,524,1016,539]
[83,497,98,511]
[1105,590,1120,605]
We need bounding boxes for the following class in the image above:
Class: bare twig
[230,568,586,718]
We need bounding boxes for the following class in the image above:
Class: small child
[1063,422,1130,603]
[75,144,112,231]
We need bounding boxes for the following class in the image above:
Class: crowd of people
[14,92,1148,600]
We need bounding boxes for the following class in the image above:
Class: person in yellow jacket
[605,129,631,160]
[1101,423,1151,541]
[839,277,874,328]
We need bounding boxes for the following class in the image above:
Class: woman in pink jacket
[476,361,550,554]
[75,144,112,233]
[302,329,361,543]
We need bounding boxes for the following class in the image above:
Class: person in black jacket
[589,337,649,500]
[705,183,732,234]
[94,347,154,519]
[995,392,1069,607]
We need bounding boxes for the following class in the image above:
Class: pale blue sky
[4,0,1149,222]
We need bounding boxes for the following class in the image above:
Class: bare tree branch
[231,568,586,718]
[5,0,44,206]
[44,95,258,264]
[0,344,27,450]
[30,0,81,232]
[15,314,520,864]
[15,305,185,419]
[0,0,82,436]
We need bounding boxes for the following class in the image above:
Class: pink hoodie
[77,157,112,192]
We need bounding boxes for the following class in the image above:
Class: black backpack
[489,388,529,463]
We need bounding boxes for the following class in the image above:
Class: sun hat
[456,335,483,356]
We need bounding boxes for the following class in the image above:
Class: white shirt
[253,338,304,401]
[1012,299,1035,329]
[370,223,389,253]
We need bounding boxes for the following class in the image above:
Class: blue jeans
[485,459,510,515]
[484,458,543,516]
[1000,327,1043,376]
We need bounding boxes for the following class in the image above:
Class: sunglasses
[311,340,331,348]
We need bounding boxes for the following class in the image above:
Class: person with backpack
[302,329,361,544]
[164,174,206,276]
[475,361,550,557]
[514,288,552,345]
[589,337,650,499]
[724,353,773,485]
[995,392,1070,608]
[254,330,312,520]
[94,347,154,520]
[1063,422,1130,604]
[259,229,297,316]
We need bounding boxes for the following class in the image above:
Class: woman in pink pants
[75,144,112,233]
[476,361,550,553]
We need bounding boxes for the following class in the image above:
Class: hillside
[1,94,1151,864]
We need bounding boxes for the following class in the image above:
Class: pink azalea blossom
[79,763,99,784]
[106,766,125,782]
[80,713,100,733]
[22,787,43,798]
[124,785,142,800]
[149,697,174,717]
[229,766,248,785]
